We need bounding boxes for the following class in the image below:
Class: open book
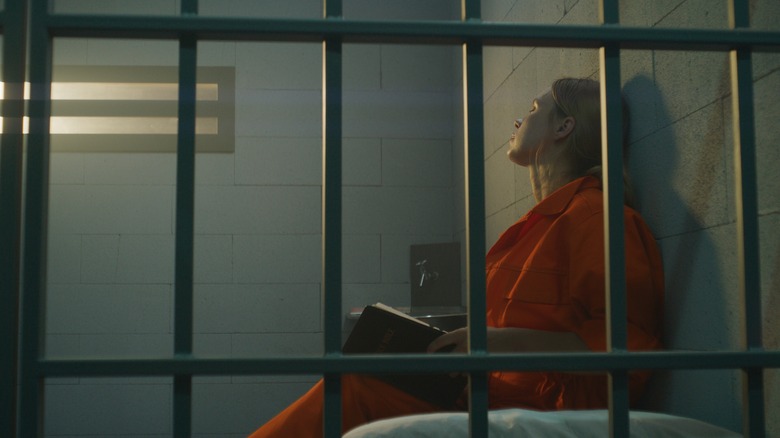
[342,303,467,408]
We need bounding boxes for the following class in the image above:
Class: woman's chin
[507,150,529,167]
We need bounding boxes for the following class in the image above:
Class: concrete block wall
[480,0,779,435]
[43,1,459,436]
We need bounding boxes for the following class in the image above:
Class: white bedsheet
[343,409,742,438]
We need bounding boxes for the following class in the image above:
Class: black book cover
[342,303,467,408]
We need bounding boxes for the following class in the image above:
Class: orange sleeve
[567,210,664,353]
[564,210,664,405]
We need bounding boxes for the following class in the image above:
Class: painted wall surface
[44,1,459,436]
[479,0,779,435]
[37,0,777,436]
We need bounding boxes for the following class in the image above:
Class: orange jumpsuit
[249,176,664,437]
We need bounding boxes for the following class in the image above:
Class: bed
[342,409,742,438]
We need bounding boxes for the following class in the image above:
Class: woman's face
[507,90,559,166]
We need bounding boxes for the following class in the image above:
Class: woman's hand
[427,327,468,353]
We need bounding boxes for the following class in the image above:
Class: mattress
[343,409,742,438]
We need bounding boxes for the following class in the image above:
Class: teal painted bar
[322,0,343,436]
[731,0,762,373]
[173,0,198,435]
[732,48,766,437]
[600,72,631,432]
[43,15,780,50]
[322,30,343,362]
[463,3,488,437]
[323,373,342,438]
[599,0,629,433]
[730,0,765,436]
[173,375,193,438]
[599,0,619,25]
[174,1,198,358]
[463,0,487,363]
[0,0,27,435]
[36,350,780,377]
[182,0,197,15]
[20,0,53,436]
[173,33,198,438]
[608,372,629,437]
[744,368,765,438]
[599,13,627,357]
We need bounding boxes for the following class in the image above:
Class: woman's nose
[514,118,523,129]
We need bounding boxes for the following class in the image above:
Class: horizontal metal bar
[37,350,780,377]
[44,15,780,51]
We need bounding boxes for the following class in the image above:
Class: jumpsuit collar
[531,175,601,217]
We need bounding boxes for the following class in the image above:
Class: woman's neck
[529,163,575,203]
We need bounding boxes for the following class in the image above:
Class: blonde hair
[550,78,635,207]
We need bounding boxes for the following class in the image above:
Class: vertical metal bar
[599,44,630,438]
[598,0,619,27]
[600,43,630,438]
[599,0,629,436]
[461,0,480,24]
[173,1,198,437]
[0,0,29,435]
[0,1,27,437]
[598,50,628,353]
[728,0,765,436]
[743,369,765,438]
[322,1,343,436]
[462,1,488,437]
[20,0,53,436]
[464,42,489,438]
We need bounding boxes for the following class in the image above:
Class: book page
[373,302,430,327]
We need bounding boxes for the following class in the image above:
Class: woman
[249,78,664,437]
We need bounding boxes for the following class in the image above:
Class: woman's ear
[554,116,575,140]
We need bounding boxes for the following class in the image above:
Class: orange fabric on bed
[248,375,442,438]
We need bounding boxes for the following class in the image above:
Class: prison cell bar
[34,350,780,376]
[9,0,779,436]
[597,0,631,436]
[0,1,28,437]
[462,0,490,433]
[729,1,766,436]
[42,15,780,49]
[322,0,344,435]
[172,0,199,436]
[19,0,54,436]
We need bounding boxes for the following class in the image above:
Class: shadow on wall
[623,74,739,431]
